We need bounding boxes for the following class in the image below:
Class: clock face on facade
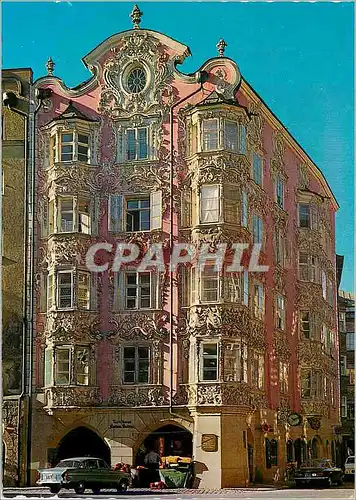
[288,413,301,426]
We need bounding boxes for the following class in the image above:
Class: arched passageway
[311,437,320,459]
[135,424,193,466]
[54,427,111,466]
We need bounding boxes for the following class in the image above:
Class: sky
[2,1,354,292]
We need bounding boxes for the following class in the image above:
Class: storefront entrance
[135,424,193,466]
[54,426,111,466]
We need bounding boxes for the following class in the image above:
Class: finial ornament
[216,39,227,57]
[46,57,55,76]
[130,4,143,29]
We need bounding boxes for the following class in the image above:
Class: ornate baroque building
[29,7,340,487]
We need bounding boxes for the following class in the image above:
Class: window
[327,279,333,306]
[301,370,322,398]
[59,198,74,232]
[298,253,317,282]
[201,268,219,303]
[54,196,93,234]
[241,191,248,227]
[270,440,278,466]
[251,352,264,389]
[253,283,264,319]
[55,347,70,385]
[126,128,148,160]
[200,185,219,223]
[347,402,354,420]
[44,348,53,386]
[224,274,242,302]
[58,272,73,309]
[224,120,238,151]
[125,272,152,310]
[265,439,271,469]
[56,131,90,164]
[127,67,146,94]
[126,198,150,231]
[239,124,247,154]
[275,177,284,208]
[123,346,149,384]
[252,152,263,186]
[301,371,311,397]
[223,341,247,382]
[76,348,89,385]
[243,270,249,306]
[275,294,285,330]
[78,199,90,234]
[279,361,289,393]
[77,272,90,310]
[321,270,327,300]
[299,204,311,228]
[202,119,219,151]
[346,332,354,351]
[339,312,346,332]
[224,185,239,223]
[274,229,285,266]
[300,311,311,339]
[340,356,347,376]
[252,215,263,244]
[201,343,218,381]
[286,440,294,463]
[341,396,347,417]
[349,369,355,385]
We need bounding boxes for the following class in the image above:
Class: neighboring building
[29,7,340,487]
[2,68,33,485]
[337,287,355,463]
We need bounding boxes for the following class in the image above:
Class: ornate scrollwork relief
[43,312,100,343]
[247,102,264,152]
[45,386,102,409]
[270,129,287,181]
[301,400,329,418]
[188,152,250,189]
[107,385,167,407]
[110,311,169,341]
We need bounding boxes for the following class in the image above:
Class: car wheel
[337,476,343,486]
[117,479,129,492]
[74,481,86,494]
[92,487,101,494]
[49,486,61,494]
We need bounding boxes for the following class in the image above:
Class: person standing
[144,448,161,484]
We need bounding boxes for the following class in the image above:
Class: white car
[344,456,355,481]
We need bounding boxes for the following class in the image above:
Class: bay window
[58,272,73,309]
[123,346,150,384]
[202,119,219,151]
[224,341,248,382]
[201,268,219,302]
[47,270,91,311]
[44,345,91,387]
[51,130,90,164]
[301,369,322,398]
[200,117,247,153]
[44,196,95,235]
[300,311,312,339]
[224,185,239,223]
[298,253,317,282]
[200,343,218,381]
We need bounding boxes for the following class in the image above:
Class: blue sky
[2,2,354,292]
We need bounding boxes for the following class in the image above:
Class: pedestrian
[144,448,161,484]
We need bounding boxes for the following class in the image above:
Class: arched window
[270,439,278,466]
[265,438,271,469]
[311,437,319,459]
[286,439,294,462]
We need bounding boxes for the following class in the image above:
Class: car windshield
[301,459,332,468]
[345,457,355,464]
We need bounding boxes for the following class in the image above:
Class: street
[2,486,355,500]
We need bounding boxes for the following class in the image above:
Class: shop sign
[201,434,218,452]
[109,420,133,429]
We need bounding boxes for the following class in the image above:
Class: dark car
[294,459,343,488]
[37,457,131,494]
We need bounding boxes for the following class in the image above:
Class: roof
[52,101,98,122]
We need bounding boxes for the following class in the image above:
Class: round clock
[288,413,301,426]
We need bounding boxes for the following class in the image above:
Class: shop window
[123,346,150,384]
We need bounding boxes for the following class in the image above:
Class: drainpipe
[168,71,208,418]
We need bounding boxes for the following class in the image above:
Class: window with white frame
[77,272,90,310]
[251,351,264,389]
[201,118,247,153]
[124,272,154,310]
[275,294,285,330]
[298,253,317,282]
[201,267,219,303]
[252,152,263,186]
[223,341,248,382]
[123,346,150,384]
[52,130,90,164]
[58,272,73,309]
[125,197,150,232]
[346,332,354,351]
[126,128,148,161]
[45,345,90,386]
[48,196,93,234]
[200,185,219,223]
[224,274,242,303]
[224,120,238,152]
[252,215,263,244]
[253,283,264,319]
[224,185,239,223]
[202,119,219,151]
[200,343,218,381]
[275,177,284,208]
[298,203,317,229]
[241,191,248,227]
[300,311,312,339]
[279,361,289,393]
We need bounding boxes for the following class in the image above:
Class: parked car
[294,459,343,488]
[344,456,355,481]
[37,457,131,494]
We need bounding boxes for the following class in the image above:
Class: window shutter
[150,190,162,230]
[91,197,99,236]
[90,273,97,310]
[108,195,123,233]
